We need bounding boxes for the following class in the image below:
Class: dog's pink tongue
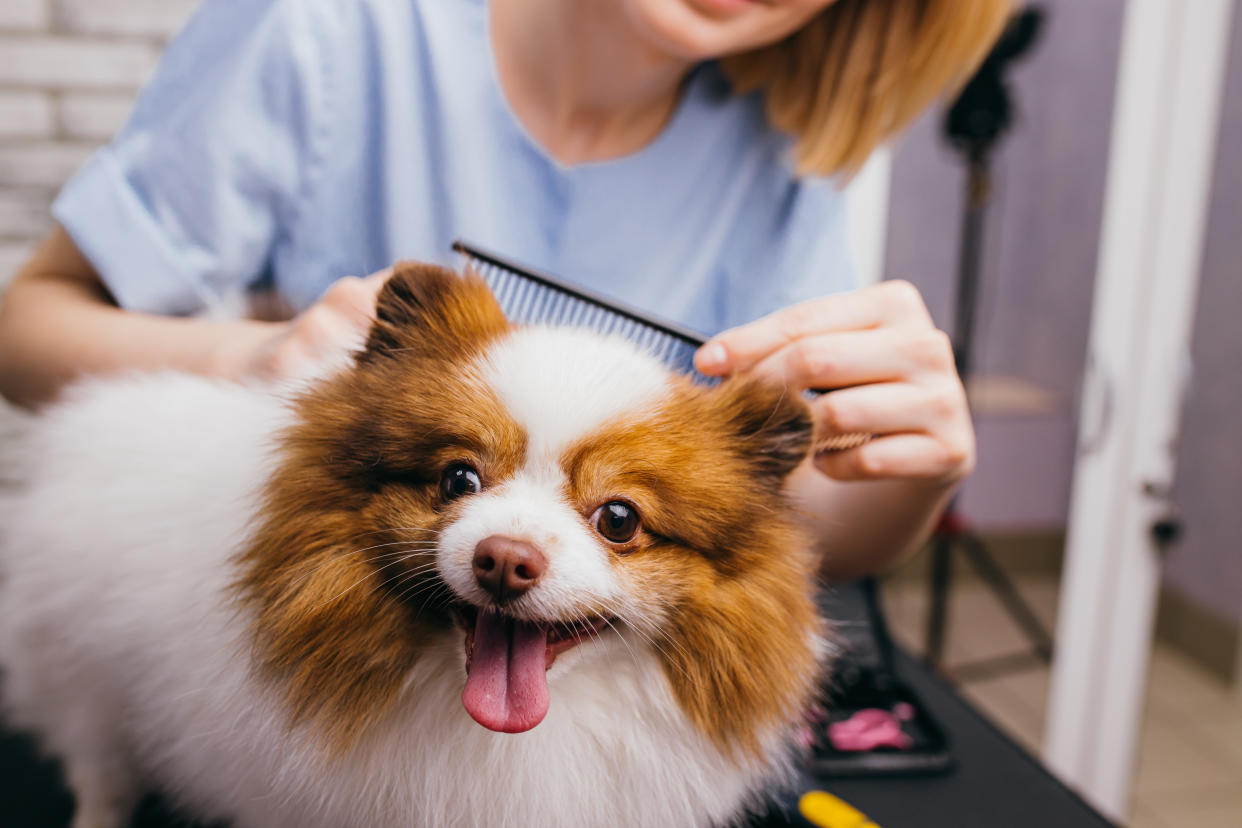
[462,609,549,733]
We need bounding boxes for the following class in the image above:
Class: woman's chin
[622,0,834,63]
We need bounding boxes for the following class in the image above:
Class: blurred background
[0,1,1238,826]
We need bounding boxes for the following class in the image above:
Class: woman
[0,0,1010,579]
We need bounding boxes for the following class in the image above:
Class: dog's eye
[440,464,482,501]
[593,501,641,545]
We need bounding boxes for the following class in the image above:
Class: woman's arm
[695,279,975,582]
[786,463,957,582]
[0,227,386,409]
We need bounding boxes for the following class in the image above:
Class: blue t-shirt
[52,0,855,336]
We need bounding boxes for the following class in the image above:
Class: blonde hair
[722,0,1014,177]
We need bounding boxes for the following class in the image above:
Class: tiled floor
[880,566,1242,827]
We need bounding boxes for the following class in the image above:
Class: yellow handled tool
[798,790,882,828]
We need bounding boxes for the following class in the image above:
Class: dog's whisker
[555,599,658,684]
[598,616,648,676]
[639,623,695,671]
[282,542,442,592]
[611,609,695,684]
[364,548,438,563]
[343,527,444,538]
[396,576,447,603]
[396,580,453,616]
[310,556,437,609]
[381,559,439,581]
[365,567,439,602]
[383,565,440,592]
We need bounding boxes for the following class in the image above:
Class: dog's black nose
[472,535,546,602]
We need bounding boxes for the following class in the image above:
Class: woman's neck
[490,0,695,164]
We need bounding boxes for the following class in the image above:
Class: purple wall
[1164,3,1242,622]
[884,0,1241,623]
[884,0,1126,530]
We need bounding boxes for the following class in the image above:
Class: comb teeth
[452,241,872,452]
[461,247,708,381]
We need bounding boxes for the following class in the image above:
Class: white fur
[437,466,627,623]
[438,327,673,624]
[479,326,672,458]
[0,359,792,827]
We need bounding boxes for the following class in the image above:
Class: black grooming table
[791,649,1115,828]
[758,653,1115,825]
[0,584,1113,828]
[806,651,1113,825]
[754,585,1115,828]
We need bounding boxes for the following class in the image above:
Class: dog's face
[238,263,822,758]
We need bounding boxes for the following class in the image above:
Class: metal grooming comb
[452,240,870,452]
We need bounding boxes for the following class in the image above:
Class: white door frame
[1043,0,1234,821]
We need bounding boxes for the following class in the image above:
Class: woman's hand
[213,269,392,383]
[694,280,975,487]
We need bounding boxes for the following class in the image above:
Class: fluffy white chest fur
[0,264,824,828]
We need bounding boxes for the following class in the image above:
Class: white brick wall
[0,0,51,32]
[0,143,95,188]
[0,91,56,138]
[0,189,55,239]
[0,36,161,89]
[0,0,199,283]
[59,92,134,140]
[58,0,202,39]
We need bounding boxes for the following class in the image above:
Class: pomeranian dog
[0,263,826,828]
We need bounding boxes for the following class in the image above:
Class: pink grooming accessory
[827,708,915,752]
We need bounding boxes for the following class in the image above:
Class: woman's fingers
[251,270,395,382]
[361,267,394,298]
[302,270,395,350]
[748,326,955,390]
[808,378,973,485]
[813,433,975,482]
[691,278,976,486]
[321,269,392,325]
[696,280,934,375]
[811,379,967,438]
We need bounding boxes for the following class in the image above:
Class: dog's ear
[361,262,509,363]
[710,376,814,483]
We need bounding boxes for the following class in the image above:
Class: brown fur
[563,376,822,756]
[236,263,519,752]
[236,262,823,761]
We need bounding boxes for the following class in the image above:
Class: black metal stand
[917,8,1055,678]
